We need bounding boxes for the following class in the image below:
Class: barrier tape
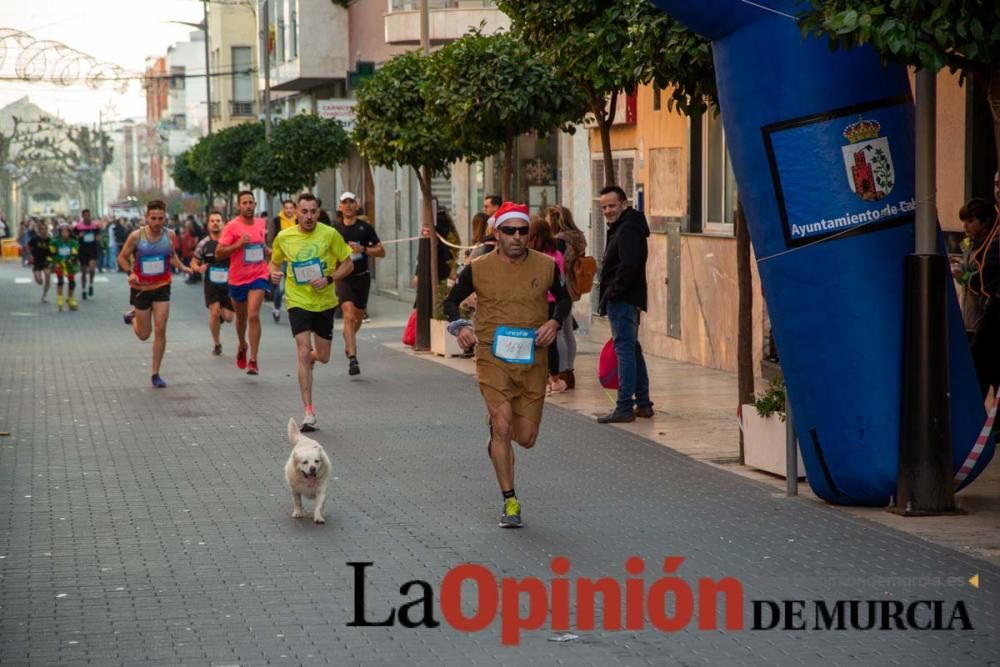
[377,232,479,251]
[955,389,1000,484]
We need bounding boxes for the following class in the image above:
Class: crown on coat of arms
[843,118,881,144]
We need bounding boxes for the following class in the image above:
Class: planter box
[430,319,465,357]
[742,405,805,478]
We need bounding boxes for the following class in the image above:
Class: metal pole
[202,0,213,211]
[98,111,105,216]
[915,69,935,255]
[203,0,212,136]
[785,399,797,496]
[421,0,430,54]
[261,0,273,217]
[894,68,958,516]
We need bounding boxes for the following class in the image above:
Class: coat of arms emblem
[841,118,894,202]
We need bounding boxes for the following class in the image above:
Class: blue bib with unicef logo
[492,326,536,364]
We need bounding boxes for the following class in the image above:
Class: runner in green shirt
[49,223,81,311]
[269,193,354,431]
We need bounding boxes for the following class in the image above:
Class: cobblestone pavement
[1,262,998,666]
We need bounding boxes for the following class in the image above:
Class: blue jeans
[607,301,652,414]
[273,262,287,310]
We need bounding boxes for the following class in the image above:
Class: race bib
[140,255,167,276]
[291,257,324,285]
[208,266,228,284]
[57,246,71,257]
[492,326,536,365]
[83,232,95,243]
[244,243,264,264]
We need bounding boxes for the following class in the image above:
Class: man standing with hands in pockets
[270,193,354,431]
[443,202,572,528]
[216,191,271,375]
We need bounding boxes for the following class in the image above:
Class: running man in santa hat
[442,202,572,528]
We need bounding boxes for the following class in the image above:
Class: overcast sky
[0,0,206,126]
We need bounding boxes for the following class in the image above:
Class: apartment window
[290,7,298,59]
[169,66,185,90]
[231,46,253,110]
[653,83,661,112]
[702,112,737,234]
[172,114,186,130]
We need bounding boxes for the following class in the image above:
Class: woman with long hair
[546,205,587,389]
[528,216,567,394]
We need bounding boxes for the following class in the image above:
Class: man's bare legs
[131,300,170,382]
[484,400,539,492]
[246,289,265,361]
[341,301,362,357]
[295,331,332,410]
[208,302,233,347]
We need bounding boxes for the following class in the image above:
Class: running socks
[502,488,516,501]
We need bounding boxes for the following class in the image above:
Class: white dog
[285,417,331,524]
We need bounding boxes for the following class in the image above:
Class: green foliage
[189,122,265,195]
[426,30,587,160]
[754,375,786,421]
[353,50,468,179]
[171,149,208,196]
[242,113,350,194]
[799,1,1000,76]
[495,0,717,115]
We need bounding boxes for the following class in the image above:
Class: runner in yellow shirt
[269,193,354,431]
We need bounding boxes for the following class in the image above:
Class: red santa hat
[493,202,530,227]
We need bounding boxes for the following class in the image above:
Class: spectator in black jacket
[596,185,653,423]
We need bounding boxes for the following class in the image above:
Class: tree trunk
[502,129,514,202]
[989,63,1000,185]
[414,167,437,351]
[593,92,617,188]
[735,197,754,465]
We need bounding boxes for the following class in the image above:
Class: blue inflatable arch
[650,0,994,505]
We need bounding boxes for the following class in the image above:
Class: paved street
[1,261,998,666]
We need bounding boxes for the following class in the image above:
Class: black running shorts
[335,272,371,310]
[130,284,171,310]
[288,307,335,340]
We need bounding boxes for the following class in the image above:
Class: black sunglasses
[498,225,529,237]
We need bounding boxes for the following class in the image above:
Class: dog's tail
[288,417,300,446]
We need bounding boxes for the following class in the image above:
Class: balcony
[384,0,509,46]
[230,100,255,117]
[266,3,349,91]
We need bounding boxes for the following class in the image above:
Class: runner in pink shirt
[216,190,271,375]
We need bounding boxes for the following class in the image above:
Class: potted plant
[742,375,805,478]
[430,280,465,357]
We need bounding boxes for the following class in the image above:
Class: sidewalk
[388,310,1000,567]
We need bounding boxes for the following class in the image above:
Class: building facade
[208,2,258,131]
[587,69,997,376]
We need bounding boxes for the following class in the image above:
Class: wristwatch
[326,275,334,285]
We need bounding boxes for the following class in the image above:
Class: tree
[189,121,265,208]
[353,50,482,349]
[427,30,587,200]
[171,148,208,198]
[242,113,351,195]
[800,2,1000,173]
[496,0,716,186]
